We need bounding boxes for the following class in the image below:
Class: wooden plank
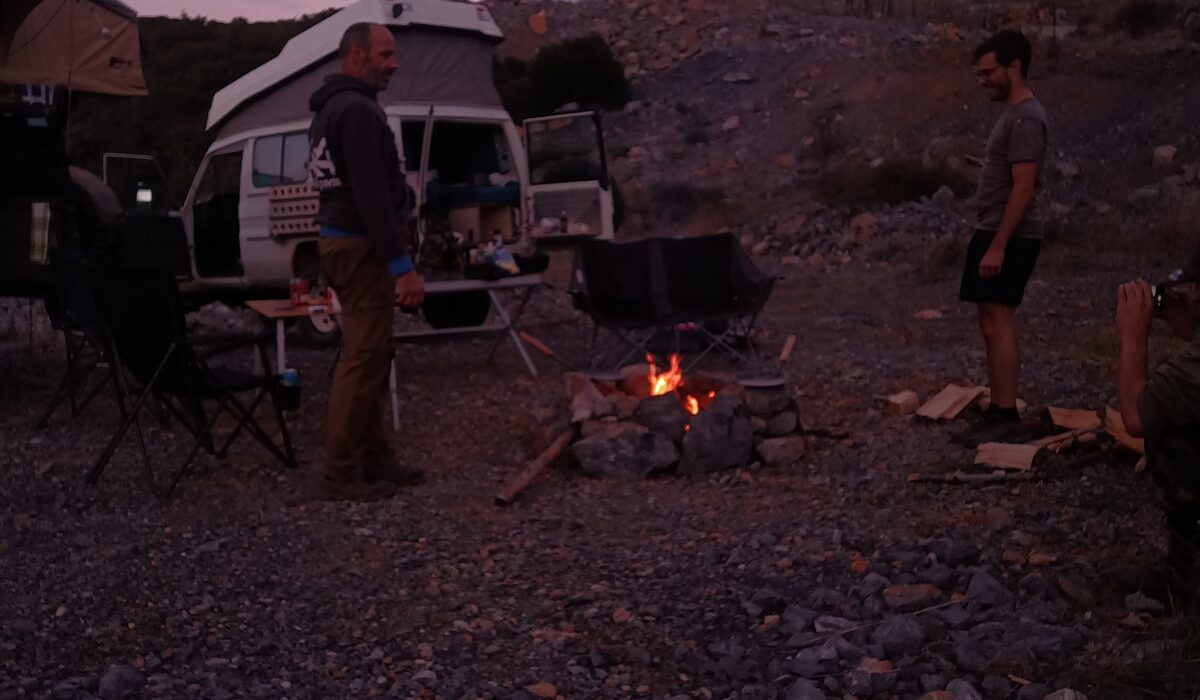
[975,442,1043,471]
[940,386,986,420]
[916,384,984,421]
[1048,406,1101,431]
[1103,407,1145,455]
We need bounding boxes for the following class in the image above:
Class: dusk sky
[126,0,351,21]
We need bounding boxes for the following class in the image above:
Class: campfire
[532,355,809,482]
[645,353,716,423]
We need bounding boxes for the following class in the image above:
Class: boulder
[756,436,807,467]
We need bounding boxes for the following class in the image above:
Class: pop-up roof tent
[207,0,505,143]
[0,0,147,96]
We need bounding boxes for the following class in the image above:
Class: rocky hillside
[488,0,1200,271]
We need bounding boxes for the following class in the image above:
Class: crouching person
[1116,246,1200,603]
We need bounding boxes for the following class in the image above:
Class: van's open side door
[522,111,614,240]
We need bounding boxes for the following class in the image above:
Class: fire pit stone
[679,393,755,475]
[634,394,690,444]
[766,411,800,437]
[573,427,678,480]
[744,386,791,417]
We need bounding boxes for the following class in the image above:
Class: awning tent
[1,0,148,96]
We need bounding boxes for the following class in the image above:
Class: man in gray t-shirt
[953,29,1051,446]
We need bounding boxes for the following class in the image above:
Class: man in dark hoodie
[308,22,424,499]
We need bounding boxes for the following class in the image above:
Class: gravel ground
[0,254,1192,700]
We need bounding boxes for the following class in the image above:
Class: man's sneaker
[364,463,426,487]
[950,412,1009,446]
[1115,557,1195,611]
[309,474,400,501]
[975,419,1039,445]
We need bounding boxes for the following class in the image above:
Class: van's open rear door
[522,111,614,240]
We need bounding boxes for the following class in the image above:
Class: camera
[1152,284,1167,311]
[1152,268,1186,312]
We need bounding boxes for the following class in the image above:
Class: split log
[974,442,1044,471]
[916,384,985,421]
[1029,425,1101,453]
[884,390,920,417]
[1048,406,1101,431]
[495,428,575,506]
[1103,406,1145,455]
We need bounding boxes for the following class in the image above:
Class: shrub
[647,182,728,225]
[496,35,631,121]
[1108,0,1179,37]
[819,160,971,208]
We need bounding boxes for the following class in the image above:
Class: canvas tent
[207,0,504,141]
[1,0,147,96]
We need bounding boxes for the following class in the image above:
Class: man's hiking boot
[309,474,400,501]
[364,463,426,488]
[1115,557,1195,611]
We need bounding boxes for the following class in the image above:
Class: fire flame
[647,353,702,416]
[647,353,684,396]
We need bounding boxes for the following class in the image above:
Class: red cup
[289,278,310,306]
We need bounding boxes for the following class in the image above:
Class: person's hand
[395,270,425,308]
[979,246,1005,279]
[1117,280,1154,346]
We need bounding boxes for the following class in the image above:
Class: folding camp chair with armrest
[36,247,125,429]
[571,233,774,371]
[89,268,296,497]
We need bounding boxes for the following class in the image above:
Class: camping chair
[35,247,124,429]
[88,268,296,497]
[571,233,774,371]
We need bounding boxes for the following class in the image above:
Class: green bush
[496,35,631,121]
[819,161,971,208]
[1109,0,1179,36]
[648,182,727,225]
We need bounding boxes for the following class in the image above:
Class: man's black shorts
[959,230,1041,307]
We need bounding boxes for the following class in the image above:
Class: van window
[252,131,308,188]
[426,122,513,188]
[526,114,605,186]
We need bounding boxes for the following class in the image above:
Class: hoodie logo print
[308,137,342,190]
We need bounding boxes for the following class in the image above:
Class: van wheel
[293,311,340,348]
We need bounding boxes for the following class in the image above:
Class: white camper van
[181,0,616,319]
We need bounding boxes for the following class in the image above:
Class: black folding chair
[571,233,774,370]
[88,268,296,497]
[36,247,124,429]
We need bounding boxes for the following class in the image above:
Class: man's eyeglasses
[975,64,1005,80]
